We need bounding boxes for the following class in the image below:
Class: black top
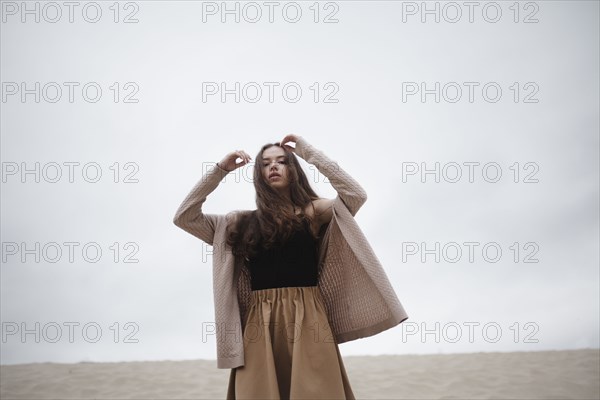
[246,218,319,290]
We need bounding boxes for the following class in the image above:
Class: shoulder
[312,197,334,210]
[225,209,255,225]
[311,198,334,227]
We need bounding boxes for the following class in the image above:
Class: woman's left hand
[280,134,301,153]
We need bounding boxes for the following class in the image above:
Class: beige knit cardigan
[173,136,409,369]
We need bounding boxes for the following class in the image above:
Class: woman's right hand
[217,150,252,172]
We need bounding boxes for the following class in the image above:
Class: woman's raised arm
[281,135,368,217]
[173,150,252,245]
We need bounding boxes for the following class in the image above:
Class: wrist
[216,162,228,172]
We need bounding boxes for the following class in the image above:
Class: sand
[1,349,598,399]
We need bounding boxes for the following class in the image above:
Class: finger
[282,135,295,150]
[243,151,251,163]
[283,141,294,152]
[235,151,244,164]
[242,151,250,164]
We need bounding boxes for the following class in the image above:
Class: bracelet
[216,162,227,172]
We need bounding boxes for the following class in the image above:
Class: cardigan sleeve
[294,136,367,216]
[173,163,230,246]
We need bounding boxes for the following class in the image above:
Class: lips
[269,173,281,179]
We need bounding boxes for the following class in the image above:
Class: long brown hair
[225,142,322,261]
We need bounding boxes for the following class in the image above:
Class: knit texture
[173,136,409,369]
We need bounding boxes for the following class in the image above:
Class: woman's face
[261,146,290,190]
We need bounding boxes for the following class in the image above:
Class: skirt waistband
[250,285,320,302]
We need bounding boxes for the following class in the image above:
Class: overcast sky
[1,1,598,365]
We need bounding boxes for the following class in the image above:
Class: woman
[173,134,409,399]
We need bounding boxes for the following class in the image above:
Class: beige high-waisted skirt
[226,285,355,400]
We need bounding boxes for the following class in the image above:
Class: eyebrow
[261,155,286,161]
